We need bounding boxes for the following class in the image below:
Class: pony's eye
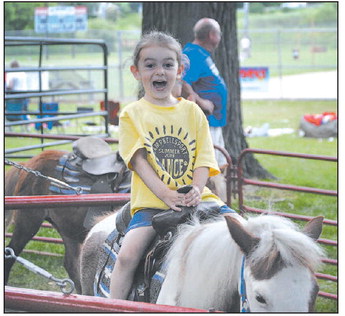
[255,294,266,304]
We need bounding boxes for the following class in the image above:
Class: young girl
[110,31,233,300]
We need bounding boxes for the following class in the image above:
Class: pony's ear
[302,216,324,240]
[224,215,260,255]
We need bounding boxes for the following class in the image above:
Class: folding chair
[76,106,96,132]
[100,100,120,125]
[5,99,30,131]
[35,102,64,133]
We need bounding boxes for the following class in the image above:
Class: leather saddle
[56,136,131,194]
[72,136,123,175]
[51,136,131,229]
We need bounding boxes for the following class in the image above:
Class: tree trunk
[142,2,273,179]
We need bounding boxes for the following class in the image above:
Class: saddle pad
[49,154,95,195]
[94,229,120,298]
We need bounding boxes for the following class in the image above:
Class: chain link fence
[5,27,337,102]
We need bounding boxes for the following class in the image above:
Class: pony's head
[225,215,324,312]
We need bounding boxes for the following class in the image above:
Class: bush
[249,3,265,14]
[310,3,337,25]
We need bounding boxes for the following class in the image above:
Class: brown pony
[5,150,125,293]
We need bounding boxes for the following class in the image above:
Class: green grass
[5,99,337,312]
[5,225,69,293]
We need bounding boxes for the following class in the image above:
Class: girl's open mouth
[153,80,167,90]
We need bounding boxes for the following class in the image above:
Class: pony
[80,210,325,312]
[5,146,130,294]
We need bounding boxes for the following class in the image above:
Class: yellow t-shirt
[119,97,222,215]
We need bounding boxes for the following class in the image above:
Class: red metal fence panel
[5,286,212,313]
[5,193,130,209]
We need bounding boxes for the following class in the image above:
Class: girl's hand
[161,188,186,212]
[183,185,202,207]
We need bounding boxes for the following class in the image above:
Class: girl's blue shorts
[126,204,236,233]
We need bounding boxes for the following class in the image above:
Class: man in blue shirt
[182,18,228,202]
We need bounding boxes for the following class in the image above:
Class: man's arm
[182,81,214,115]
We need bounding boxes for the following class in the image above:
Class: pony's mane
[14,150,65,195]
[245,215,325,279]
[163,214,244,310]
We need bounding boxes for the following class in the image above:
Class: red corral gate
[4,135,337,311]
[235,148,337,302]
[5,286,211,313]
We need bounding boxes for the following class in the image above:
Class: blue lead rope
[240,256,250,312]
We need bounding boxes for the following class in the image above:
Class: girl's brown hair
[132,31,183,67]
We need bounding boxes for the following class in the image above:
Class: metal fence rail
[237,148,337,212]
[5,36,110,136]
[5,286,211,313]
[5,194,130,210]
[5,132,117,142]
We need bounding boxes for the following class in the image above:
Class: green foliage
[249,3,266,14]
[5,2,45,30]
[306,3,338,26]
[88,17,113,30]
[88,12,141,31]
[117,2,133,15]
[5,2,336,32]
[115,12,141,30]
[237,3,337,29]
[4,2,141,32]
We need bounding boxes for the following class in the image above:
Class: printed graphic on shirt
[144,125,195,187]
[206,56,220,76]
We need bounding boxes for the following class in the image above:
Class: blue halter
[239,256,250,312]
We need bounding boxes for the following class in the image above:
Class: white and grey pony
[80,211,324,312]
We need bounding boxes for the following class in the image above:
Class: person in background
[5,60,30,124]
[182,18,228,202]
[6,60,28,92]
